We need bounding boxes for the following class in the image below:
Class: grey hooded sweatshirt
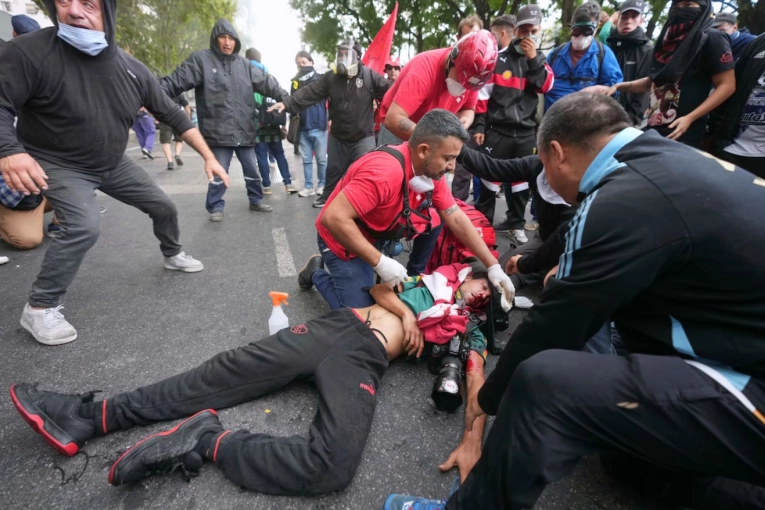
[0,0,194,172]
[161,19,289,147]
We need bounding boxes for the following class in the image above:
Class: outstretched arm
[439,350,486,482]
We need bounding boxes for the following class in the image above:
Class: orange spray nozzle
[269,291,289,306]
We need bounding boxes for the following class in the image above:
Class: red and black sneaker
[10,383,97,456]
[109,409,223,486]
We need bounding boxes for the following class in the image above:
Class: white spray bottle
[268,291,290,335]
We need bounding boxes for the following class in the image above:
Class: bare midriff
[352,305,407,360]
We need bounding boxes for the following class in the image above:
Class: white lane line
[272,227,297,277]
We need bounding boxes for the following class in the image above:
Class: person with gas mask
[0,0,230,346]
[471,7,553,244]
[296,109,516,317]
[593,0,736,148]
[544,1,623,111]
[605,0,653,125]
[269,40,391,208]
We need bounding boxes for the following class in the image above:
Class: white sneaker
[511,229,528,244]
[20,304,78,346]
[316,186,324,196]
[297,188,315,197]
[164,251,204,273]
[269,160,277,170]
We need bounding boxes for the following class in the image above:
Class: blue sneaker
[384,494,446,510]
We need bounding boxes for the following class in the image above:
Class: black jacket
[0,0,194,172]
[161,19,288,147]
[709,33,765,154]
[607,27,653,125]
[282,66,390,143]
[473,47,553,138]
[479,129,765,415]
[458,147,576,274]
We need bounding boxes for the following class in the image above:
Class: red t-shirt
[378,48,478,124]
[316,143,456,261]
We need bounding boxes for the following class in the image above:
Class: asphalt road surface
[0,138,666,509]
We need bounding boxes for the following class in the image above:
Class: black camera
[428,333,471,413]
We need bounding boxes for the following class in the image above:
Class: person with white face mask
[297,109,516,314]
[0,0,231,346]
[544,1,623,111]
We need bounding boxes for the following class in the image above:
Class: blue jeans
[299,129,327,190]
[312,234,377,309]
[584,322,623,355]
[255,141,291,187]
[206,146,263,213]
[406,223,443,276]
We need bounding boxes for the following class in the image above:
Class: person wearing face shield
[471,7,553,244]
[544,1,623,111]
[593,0,736,147]
[269,40,390,209]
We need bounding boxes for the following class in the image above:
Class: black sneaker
[167,162,174,171]
[109,409,223,486]
[249,203,273,212]
[141,148,154,160]
[10,383,97,456]
[175,156,184,166]
[312,197,326,209]
[298,255,324,291]
[493,219,511,233]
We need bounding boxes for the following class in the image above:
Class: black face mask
[668,6,700,25]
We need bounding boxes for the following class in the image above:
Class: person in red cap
[385,56,402,81]
[377,30,498,147]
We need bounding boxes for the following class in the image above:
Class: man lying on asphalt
[11,263,500,494]
[386,93,765,510]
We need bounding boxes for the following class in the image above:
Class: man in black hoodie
[0,0,229,346]
[606,0,653,125]
[161,19,290,222]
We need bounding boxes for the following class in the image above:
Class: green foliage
[115,0,237,75]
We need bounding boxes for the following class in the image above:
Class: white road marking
[272,227,297,277]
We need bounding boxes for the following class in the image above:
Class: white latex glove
[374,254,410,286]
[514,296,534,309]
[487,264,516,312]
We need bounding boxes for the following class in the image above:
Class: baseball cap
[712,12,737,27]
[516,5,543,27]
[619,0,646,14]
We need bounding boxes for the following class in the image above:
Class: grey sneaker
[285,183,298,194]
[20,304,78,346]
[249,203,273,212]
[316,186,324,196]
[297,188,315,197]
[262,186,272,195]
[164,252,204,273]
[209,211,223,222]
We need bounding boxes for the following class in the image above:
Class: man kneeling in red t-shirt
[297,109,516,310]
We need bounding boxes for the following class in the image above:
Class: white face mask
[536,170,569,206]
[445,77,466,97]
[409,175,435,193]
[571,35,593,51]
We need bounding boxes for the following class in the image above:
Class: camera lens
[431,357,465,413]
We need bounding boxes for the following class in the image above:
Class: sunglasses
[385,66,401,71]
[571,26,595,37]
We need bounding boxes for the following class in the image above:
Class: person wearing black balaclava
[595,0,736,147]
[605,0,653,125]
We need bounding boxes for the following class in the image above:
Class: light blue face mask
[57,22,108,56]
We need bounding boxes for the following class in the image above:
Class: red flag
[361,2,398,75]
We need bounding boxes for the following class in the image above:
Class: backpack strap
[596,40,605,84]
[548,45,562,68]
